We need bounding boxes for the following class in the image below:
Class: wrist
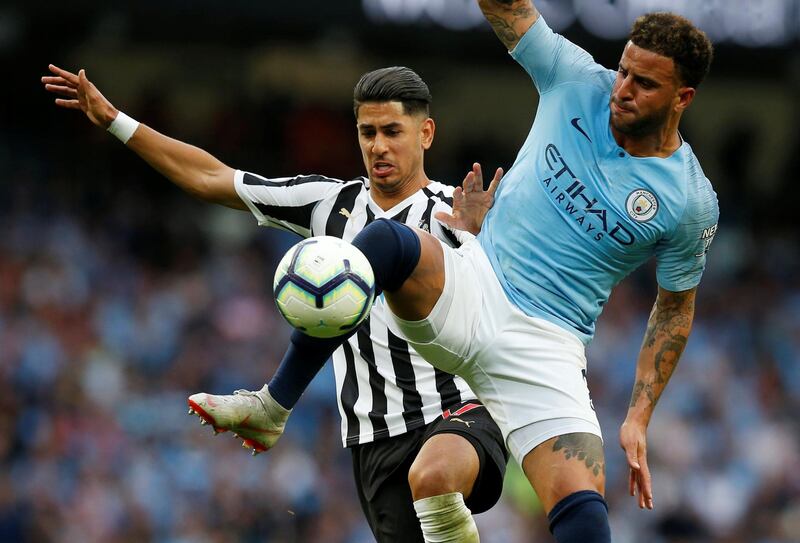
[104,106,120,128]
[624,407,651,427]
[107,110,140,144]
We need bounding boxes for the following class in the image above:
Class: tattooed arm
[477,0,539,50]
[620,286,696,510]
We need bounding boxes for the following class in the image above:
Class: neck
[611,115,682,158]
[370,171,430,211]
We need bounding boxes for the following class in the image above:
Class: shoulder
[345,176,370,192]
[513,16,615,94]
[651,147,718,249]
[680,148,719,224]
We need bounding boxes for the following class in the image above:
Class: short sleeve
[655,179,719,292]
[234,170,347,237]
[510,16,614,94]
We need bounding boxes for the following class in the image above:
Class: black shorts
[350,401,508,543]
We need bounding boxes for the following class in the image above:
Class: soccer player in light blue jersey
[277,2,716,541]
[167,3,716,541]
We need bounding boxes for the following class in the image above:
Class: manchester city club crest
[626,189,659,222]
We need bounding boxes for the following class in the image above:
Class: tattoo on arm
[629,380,653,408]
[485,14,520,49]
[479,1,539,50]
[553,433,606,477]
[629,289,694,409]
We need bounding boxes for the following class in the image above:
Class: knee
[408,458,461,501]
[352,218,421,292]
[548,471,605,506]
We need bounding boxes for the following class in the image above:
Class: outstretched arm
[620,286,696,510]
[42,64,243,209]
[477,0,539,50]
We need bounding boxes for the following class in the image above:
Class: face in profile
[356,101,434,196]
[610,42,687,137]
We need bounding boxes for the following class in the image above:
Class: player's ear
[675,86,695,112]
[421,117,435,150]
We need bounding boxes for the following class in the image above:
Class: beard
[610,100,671,137]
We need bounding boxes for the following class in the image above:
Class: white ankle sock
[413,492,479,543]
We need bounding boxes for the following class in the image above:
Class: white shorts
[390,238,602,465]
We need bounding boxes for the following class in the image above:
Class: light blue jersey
[478,17,719,344]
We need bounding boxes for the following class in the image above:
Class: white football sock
[413,492,479,543]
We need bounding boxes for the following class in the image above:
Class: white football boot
[187,385,291,456]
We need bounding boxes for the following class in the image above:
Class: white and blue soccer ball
[273,236,375,338]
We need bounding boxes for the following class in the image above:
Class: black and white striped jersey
[234,170,477,447]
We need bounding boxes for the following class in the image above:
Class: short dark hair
[629,12,714,88]
[353,66,432,118]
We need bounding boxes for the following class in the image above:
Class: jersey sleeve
[510,16,613,94]
[234,170,346,238]
[655,179,719,292]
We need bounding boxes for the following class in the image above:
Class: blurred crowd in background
[2,2,800,541]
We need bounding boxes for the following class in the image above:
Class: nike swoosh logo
[570,117,592,142]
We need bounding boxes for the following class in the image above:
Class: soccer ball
[273,236,375,338]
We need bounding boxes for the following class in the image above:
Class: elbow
[200,166,241,209]
[177,172,215,203]
[196,172,218,202]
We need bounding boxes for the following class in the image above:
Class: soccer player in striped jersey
[43,65,507,542]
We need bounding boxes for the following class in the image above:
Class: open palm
[435,163,503,236]
[42,64,117,128]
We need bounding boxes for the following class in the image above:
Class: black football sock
[351,217,421,294]
[268,328,354,409]
[548,490,611,543]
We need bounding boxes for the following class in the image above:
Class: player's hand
[619,419,654,510]
[434,162,503,236]
[42,64,118,128]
